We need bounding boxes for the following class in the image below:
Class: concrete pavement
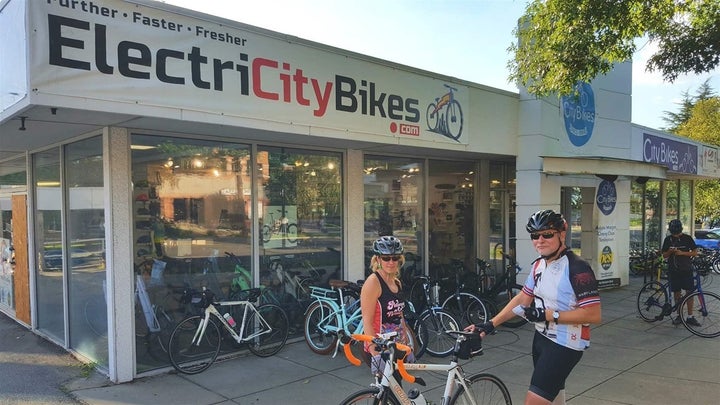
[2,275,719,404]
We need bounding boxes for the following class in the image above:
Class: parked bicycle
[261,209,298,244]
[167,287,289,374]
[636,268,720,338]
[407,275,461,357]
[426,84,464,141]
[439,261,489,328]
[472,254,526,328]
[340,331,512,405]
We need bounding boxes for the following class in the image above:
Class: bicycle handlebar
[343,334,415,383]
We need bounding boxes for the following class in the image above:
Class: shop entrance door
[561,186,596,262]
[2,194,29,323]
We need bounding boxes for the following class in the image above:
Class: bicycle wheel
[450,372,512,405]
[445,100,464,140]
[246,303,289,357]
[340,387,400,405]
[426,103,439,131]
[261,224,272,243]
[636,281,668,322]
[304,301,339,355]
[497,284,527,328]
[442,292,489,327]
[420,309,459,357]
[167,315,221,374]
[679,291,720,338]
[285,223,298,243]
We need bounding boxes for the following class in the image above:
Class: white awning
[541,156,667,180]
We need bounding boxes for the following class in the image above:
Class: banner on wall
[27,0,470,144]
[595,180,620,289]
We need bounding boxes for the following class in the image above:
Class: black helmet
[526,209,566,233]
[668,219,683,235]
[373,236,404,255]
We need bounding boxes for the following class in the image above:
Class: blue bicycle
[637,269,720,338]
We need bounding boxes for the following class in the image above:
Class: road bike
[636,269,720,338]
[426,84,464,141]
[340,331,512,405]
[261,209,298,244]
[167,287,289,374]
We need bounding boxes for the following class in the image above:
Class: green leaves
[508,0,717,97]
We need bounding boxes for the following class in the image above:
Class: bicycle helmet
[373,236,404,255]
[668,219,683,235]
[526,209,566,233]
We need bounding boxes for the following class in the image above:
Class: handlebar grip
[343,342,362,366]
[396,359,415,384]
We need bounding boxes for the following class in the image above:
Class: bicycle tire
[285,223,298,243]
[420,309,459,357]
[167,315,221,374]
[261,224,272,243]
[246,303,289,357]
[442,292,489,327]
[450,372,512,405]
[340,387,400,405]
[426,103,439,131]
[636,281,668,322]
[679,291,720,338]
[304,301,339,355]
[445,99,464,140]
[497,284,527,328]
[408,279,428,313]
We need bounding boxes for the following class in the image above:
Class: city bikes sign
[561,82,596,147]
[28,0,469,144]
[643,133,698,174]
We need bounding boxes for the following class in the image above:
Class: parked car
[694,228,720,250]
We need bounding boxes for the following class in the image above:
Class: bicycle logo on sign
[426,84,464,142]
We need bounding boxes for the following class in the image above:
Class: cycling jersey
[522,249,600,351]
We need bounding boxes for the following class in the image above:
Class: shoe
[686,317,701,327]
[672,316,682,325]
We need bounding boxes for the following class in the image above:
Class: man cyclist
[465,209,601,405]
[661,219,700,326]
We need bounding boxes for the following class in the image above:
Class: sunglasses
[530,231,558,240]
[380,255,402,262]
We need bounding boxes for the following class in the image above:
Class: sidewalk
[2,276,719,404]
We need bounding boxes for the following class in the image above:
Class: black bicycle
[473,255,526,328]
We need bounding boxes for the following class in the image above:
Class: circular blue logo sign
[561,82,595,147]
[596,180,617,216]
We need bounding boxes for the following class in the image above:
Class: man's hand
[523,307,546,322]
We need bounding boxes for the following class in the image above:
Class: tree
[509,0,720,97]
[662,79,717,132]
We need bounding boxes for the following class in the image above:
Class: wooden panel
[12,195,29,324]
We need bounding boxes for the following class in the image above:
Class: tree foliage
[509,0,720,97]
[662,79,716,132]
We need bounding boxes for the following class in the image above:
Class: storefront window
[0,155,26,313]
[34,148,64,342]
[257,147,342,332]
[645,180,662,249]
[131,135,251,371]
[428,160,476,278]
[66,137,107,367]
[364,156,423,281]
[679,180,692,229]
[630,181,645,250]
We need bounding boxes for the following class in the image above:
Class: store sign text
[643,133,698,174]
[46,14,420,122]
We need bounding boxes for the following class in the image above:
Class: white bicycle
[341,331,511,405]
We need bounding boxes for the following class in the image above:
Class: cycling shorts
[529,331,583,401]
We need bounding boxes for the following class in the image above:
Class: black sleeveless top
[375,274,405,326]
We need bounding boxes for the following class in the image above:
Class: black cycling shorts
[668,271,694,293]
[529,331,583,401]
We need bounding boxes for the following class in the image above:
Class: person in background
[465,209,601,405]
[360,235,414,376]
[661,219,700,326]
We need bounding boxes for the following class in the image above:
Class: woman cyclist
[361,235,415,375]
[466,209,601,405]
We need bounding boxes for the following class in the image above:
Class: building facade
[1,0,718,382]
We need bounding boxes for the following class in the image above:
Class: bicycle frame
[308,285,363,355]
[192,300,271,346]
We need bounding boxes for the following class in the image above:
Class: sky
[161,0,720,131]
